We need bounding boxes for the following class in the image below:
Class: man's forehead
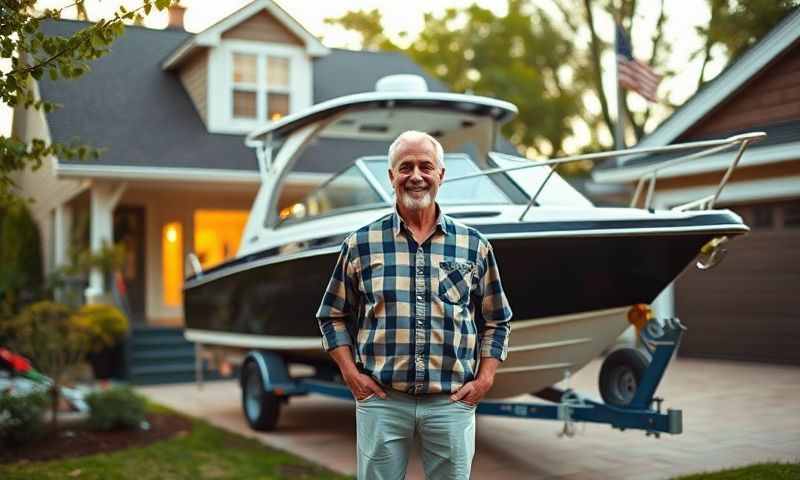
[394,137,436,160]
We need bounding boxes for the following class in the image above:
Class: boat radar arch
[244,78,517,147]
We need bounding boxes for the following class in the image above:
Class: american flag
[616,23,662,102]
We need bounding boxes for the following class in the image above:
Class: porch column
[53,203,72,269]
[85,182,127,304]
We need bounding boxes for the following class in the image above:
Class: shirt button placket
[414,246,426,394]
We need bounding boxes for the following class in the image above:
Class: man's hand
[450,377,493,405]
[328,345,386,401]
[343,370,386,401]
[450,357,500,405]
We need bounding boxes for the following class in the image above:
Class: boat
[183,75,761,399]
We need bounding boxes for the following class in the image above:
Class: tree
[327,1,591,158]
[694,0,799,89]
[329,0,798,154]
[0,0,177,207]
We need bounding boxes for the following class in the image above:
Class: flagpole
[614,23,626,155]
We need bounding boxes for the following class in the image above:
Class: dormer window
[231,51,290,122]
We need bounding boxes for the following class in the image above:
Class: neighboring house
[12,0,450,329]
[593,9,800,365]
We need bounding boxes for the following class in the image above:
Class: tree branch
[583,0,614,138]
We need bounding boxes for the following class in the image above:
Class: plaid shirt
[316,207,512,395]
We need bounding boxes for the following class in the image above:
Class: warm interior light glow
[162,222,183,307]
[194,210,248,269]
[166,225,178,243]
[271,112,284,121]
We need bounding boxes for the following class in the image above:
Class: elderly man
[316,130,512,479]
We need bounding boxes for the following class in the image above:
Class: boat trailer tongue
[475,317,686,438]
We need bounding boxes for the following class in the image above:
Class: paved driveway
[138,358,800,479]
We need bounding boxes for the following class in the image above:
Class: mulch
[0,412,193,464]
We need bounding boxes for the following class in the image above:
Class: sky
[2,0,727,152]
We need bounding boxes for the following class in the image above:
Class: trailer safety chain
[557,389,589,438]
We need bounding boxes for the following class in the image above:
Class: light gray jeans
[355,388,476,480]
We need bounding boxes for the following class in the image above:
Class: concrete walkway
[138,358,800,479]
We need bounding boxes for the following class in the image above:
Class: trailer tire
[599,347,649,407]
[241,361,281,431]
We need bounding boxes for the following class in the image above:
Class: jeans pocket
[356,393,378,403]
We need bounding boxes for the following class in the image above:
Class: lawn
[673,462,800,480]
[0,404,351,480]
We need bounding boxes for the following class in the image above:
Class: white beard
[399,189,433,210]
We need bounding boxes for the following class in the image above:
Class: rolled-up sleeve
[476,240,512,361]
[316,236,360,351]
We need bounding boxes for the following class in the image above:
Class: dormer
[162,0,329,135]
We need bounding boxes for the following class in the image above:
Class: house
[592,9,800,365]
[12,0,450,332]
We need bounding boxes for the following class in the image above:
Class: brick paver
[138,358,800,479]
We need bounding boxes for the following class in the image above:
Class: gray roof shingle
[37,20,449,173]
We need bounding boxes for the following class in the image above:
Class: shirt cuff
[321,329,353,351]
[480,340,508,362]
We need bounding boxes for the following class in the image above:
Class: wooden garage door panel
[676,228,800,365]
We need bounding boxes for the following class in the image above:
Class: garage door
[675,200,800,365]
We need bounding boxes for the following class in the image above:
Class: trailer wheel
[241,361,281,431]
[599,347,649,407]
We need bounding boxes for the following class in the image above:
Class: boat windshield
[362,155,510,205]
[278,154,514,226]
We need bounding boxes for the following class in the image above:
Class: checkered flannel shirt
[316,207,512,395]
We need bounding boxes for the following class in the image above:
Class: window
[162,222,183,307]
[230,51,290,122]
[782,202,800,228]
[194,210,249,269]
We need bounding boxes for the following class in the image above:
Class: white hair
[387,130,445,169]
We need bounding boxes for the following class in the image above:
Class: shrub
[1,300,89,427]
[86,386,147,431]
[70,304,129,352]
[0,203,44,316]
[0,390,48,447]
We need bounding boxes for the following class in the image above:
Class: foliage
[328,0,798,152]
[0,404,351,479]
[0,390,48,447]
[0,300,88,427]
[695,0,799,88]
[0,0,177,207]
[85,386,146,431]
[0,202,43,316]
[71,303,128,352]
[328,1,589,158]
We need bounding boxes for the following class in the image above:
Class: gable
[220,9,303,46]
[680,40,800,140]
[178,49,209,125]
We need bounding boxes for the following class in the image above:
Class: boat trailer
[237,316,686,437]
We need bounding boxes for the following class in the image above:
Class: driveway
[137,358,800,479]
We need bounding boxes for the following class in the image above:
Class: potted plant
[70,304,129,380]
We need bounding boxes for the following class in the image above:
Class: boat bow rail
[442,132,767,221]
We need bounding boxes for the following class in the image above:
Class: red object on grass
[0,347,33,374]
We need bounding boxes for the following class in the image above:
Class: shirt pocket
[437,261,475,305]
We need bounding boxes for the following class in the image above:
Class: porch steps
[128,326,233,385]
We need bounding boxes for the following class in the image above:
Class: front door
[114,206,146,324]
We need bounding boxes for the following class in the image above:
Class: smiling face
[388,134,445,212]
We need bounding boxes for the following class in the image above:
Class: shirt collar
[392,203,448,238]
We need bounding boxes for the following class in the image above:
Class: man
[316,130,512,479]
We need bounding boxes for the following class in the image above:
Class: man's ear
[438,167,445,184]
[388,168,395,183]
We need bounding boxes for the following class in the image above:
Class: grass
[0,403,352,480]
[673,462,800,480]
